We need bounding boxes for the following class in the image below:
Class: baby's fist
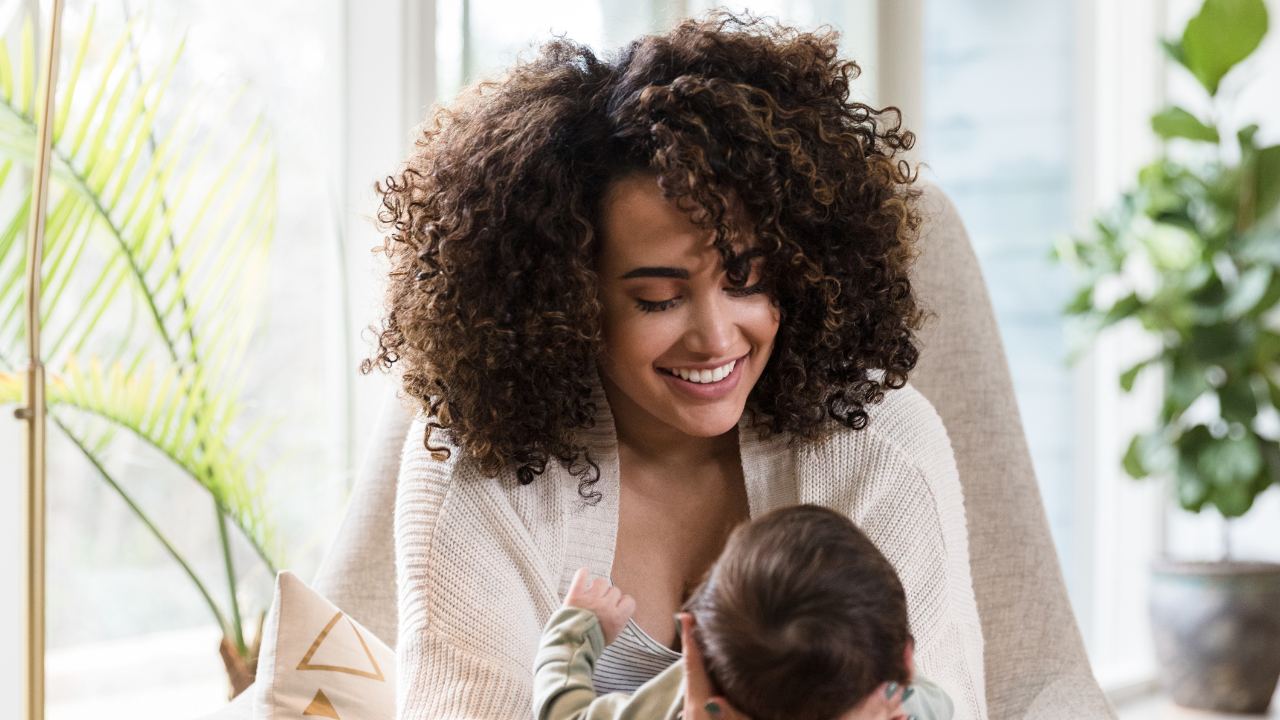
[564,567,636,645]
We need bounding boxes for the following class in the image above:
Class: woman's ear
[904,638,915,682]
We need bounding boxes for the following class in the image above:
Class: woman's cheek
[619,312,680,365]
[601,299,663,366]
[746,297,781,343]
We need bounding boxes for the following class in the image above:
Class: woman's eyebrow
[619,266,690,280]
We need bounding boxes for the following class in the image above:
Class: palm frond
[46,354,280,570]
[0,10,282,629]
[49,410,234,641]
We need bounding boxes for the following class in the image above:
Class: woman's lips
[656,354,747,400]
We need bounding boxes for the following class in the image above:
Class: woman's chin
[660,404,744,438]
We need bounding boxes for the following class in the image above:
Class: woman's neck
[600,372,739,470]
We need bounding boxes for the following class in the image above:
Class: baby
[532,504,953,720]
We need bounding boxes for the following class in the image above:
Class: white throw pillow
[254,571,395,720]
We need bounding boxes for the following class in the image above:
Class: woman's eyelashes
[633,283,768,313]
[635,297,678,313]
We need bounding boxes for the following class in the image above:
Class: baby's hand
[564,567,636,646]
[837,682,910,720]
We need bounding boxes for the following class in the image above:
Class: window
[923,0,1077,582]
[0,1,346,716]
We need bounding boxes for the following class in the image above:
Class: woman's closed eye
[634,282,768,313]
[635,296,679,313]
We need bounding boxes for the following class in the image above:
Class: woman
[364,13,986,720]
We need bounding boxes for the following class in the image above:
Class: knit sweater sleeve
[799,385,987,720]
[394,416,558,720]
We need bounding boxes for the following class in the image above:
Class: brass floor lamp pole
[18,2,63,719]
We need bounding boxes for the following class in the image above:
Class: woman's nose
[684,294,737,357]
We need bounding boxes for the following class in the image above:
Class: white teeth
[668,359,737,384]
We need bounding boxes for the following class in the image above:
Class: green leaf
[1064,285,1092,315]
[1102,293,1143,328]
[1239,124,1261,153]
[18,15,31,117]
[1177,458,1210,512]
[1124,434,1149,478]
[1256,330,1280,364]
[48,355,280,568]
[1215,480,1258,517]
[1179,423,1215,453]
[1268,378,1280,411]
[1219,377,1258,423]
[1123,431,1176,479]
[1176,427,1215,512]
[1190,272,1228,307]
[1224,266,1273,319]
[1142,223,1201,270]
[0,38,11,102]
[1139,162,1191,217]
[1120,357,1157,392]
[1139,291,1196,334]
[1255,144,1280,220]
[1048,236,1074,265]
[1181,0,1270,96]
[1238,226,1280,265]
[54,8,94,144]
[1166,363,1212,422]
[1198,433,1262,486]
[1246,271,1280,320]
[1151,106,1220,142]
[1260,440,1280,487]
[1190,324,1239,363]
[1160,38,1189,69]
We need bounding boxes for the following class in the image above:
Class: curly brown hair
[362,12,925,496]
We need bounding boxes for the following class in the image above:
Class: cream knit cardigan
[394,378,988,720]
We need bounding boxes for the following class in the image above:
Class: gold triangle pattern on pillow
[302,689,341,718]
[296,612,386,681]
[253,571,396,720]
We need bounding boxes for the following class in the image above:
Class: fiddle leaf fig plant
[1053,0,1279,520]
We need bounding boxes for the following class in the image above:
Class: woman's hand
[835,682,909,720]
[564,567,636,645]
[677,612,752,720]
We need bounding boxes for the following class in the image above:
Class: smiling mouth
[658,356,744,384]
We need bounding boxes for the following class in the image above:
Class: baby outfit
[534,606,955,720]
[592,616,682,695]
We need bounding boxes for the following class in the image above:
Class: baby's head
[684,505,912,720]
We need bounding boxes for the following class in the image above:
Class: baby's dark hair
[684,505,912,720]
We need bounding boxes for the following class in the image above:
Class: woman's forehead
[598,175,756,269]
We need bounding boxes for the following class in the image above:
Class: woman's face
[596,174,780,440]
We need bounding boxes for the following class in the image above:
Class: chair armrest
[1022,672,1116,720]
[910,184,1113,719]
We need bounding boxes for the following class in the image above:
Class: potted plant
[1054,0,1280,712]
[0,11,280,699]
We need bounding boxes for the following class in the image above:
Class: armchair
[198,182,1115,720]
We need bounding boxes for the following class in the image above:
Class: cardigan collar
[561,366,798,592]
[573,361,798,540]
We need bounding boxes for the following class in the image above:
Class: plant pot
[1150,560,1280,714]
[219,634,261,700]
